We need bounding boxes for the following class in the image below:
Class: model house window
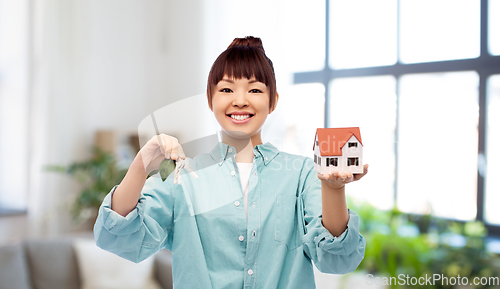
[326,157,337,166]
[318,157,321,166]
[348,142,357,148]
[347,157,359,166]
[314,154,317,163]
[316,140,318,146]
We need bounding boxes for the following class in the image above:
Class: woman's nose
[232,92,249,107]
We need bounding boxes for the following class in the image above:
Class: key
[183,164,199,178]
[173,158,199,184]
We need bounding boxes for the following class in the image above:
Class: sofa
[0,236,173,289]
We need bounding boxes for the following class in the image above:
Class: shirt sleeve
[93,174,175,263]
[298,157,366,274]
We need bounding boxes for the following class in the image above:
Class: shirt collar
[209,142,280,166]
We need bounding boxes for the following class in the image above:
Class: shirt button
[248,269,253,275]
[231,170,236,176]
[252,231,256,237]
[265,157,268,161]
[234,201,240,206]
[239,236,244,241]
[252,202,256,207]
[228,148,233,153]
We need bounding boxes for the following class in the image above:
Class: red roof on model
[313,127,363,156]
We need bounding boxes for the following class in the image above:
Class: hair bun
[227,36,266,54]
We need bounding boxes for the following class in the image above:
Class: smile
[226,114,254,124]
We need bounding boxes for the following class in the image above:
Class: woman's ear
[269,93,279,114]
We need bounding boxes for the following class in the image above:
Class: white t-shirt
[236,162,253,221]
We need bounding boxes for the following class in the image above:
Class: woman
[94,36,367,289]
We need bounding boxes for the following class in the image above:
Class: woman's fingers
[320,168,361,185]
[177,142,186,159]
[156,135,185,161]
[169,137,179,160]
[171,137,180,160]
[140,134,187,175]
[156,135,165,156]
[145,133,187,163]
[161,134,172,159]
[353,164,369,181]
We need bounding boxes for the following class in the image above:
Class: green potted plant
[45,146,176,225]
[349,199,500,289]
[44,146,128,224]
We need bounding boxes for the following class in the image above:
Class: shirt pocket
[275,193,301,250]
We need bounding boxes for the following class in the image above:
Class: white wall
[340,135,363,173]
[1,0,320,242]
[0,0,30,244]
[2,0,208,241]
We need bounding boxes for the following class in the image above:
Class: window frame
[347,157,359,167]
[293,0,500,236]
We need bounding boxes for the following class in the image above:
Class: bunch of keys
[173,157,198,184]
[155,157,198,184]
[150,115,198,184]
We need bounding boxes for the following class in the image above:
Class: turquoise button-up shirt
[94,142,366,289]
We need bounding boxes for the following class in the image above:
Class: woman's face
[211,76,274,140]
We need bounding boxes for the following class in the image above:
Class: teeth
[231,114,251,120]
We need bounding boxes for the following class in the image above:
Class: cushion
[25,238,80,289]
[0,242,32,289]
[73,238,162,289]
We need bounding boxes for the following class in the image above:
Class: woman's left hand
[317,164,369,190]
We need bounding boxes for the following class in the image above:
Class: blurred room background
[1,0,499,288]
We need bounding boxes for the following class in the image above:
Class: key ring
[174,158,199,184]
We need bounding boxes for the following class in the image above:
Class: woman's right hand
[138,134,186,176]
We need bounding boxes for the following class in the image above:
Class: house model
[313,127,363,174]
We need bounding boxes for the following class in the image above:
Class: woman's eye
[250,89,262,93]
[220,88,232,93]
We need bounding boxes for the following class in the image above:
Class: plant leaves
[44,145,128,223]
[43,165,67,172]
[160,159,175,182]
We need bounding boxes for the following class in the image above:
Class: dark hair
[206,36,277,112]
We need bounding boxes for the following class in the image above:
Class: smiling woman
[94,36,366,289]
[206,36,278,113]
[211,76,277,150]
[206,37,280,161]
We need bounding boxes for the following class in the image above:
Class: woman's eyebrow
[219,78,264,84]
[248,79,266,85]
